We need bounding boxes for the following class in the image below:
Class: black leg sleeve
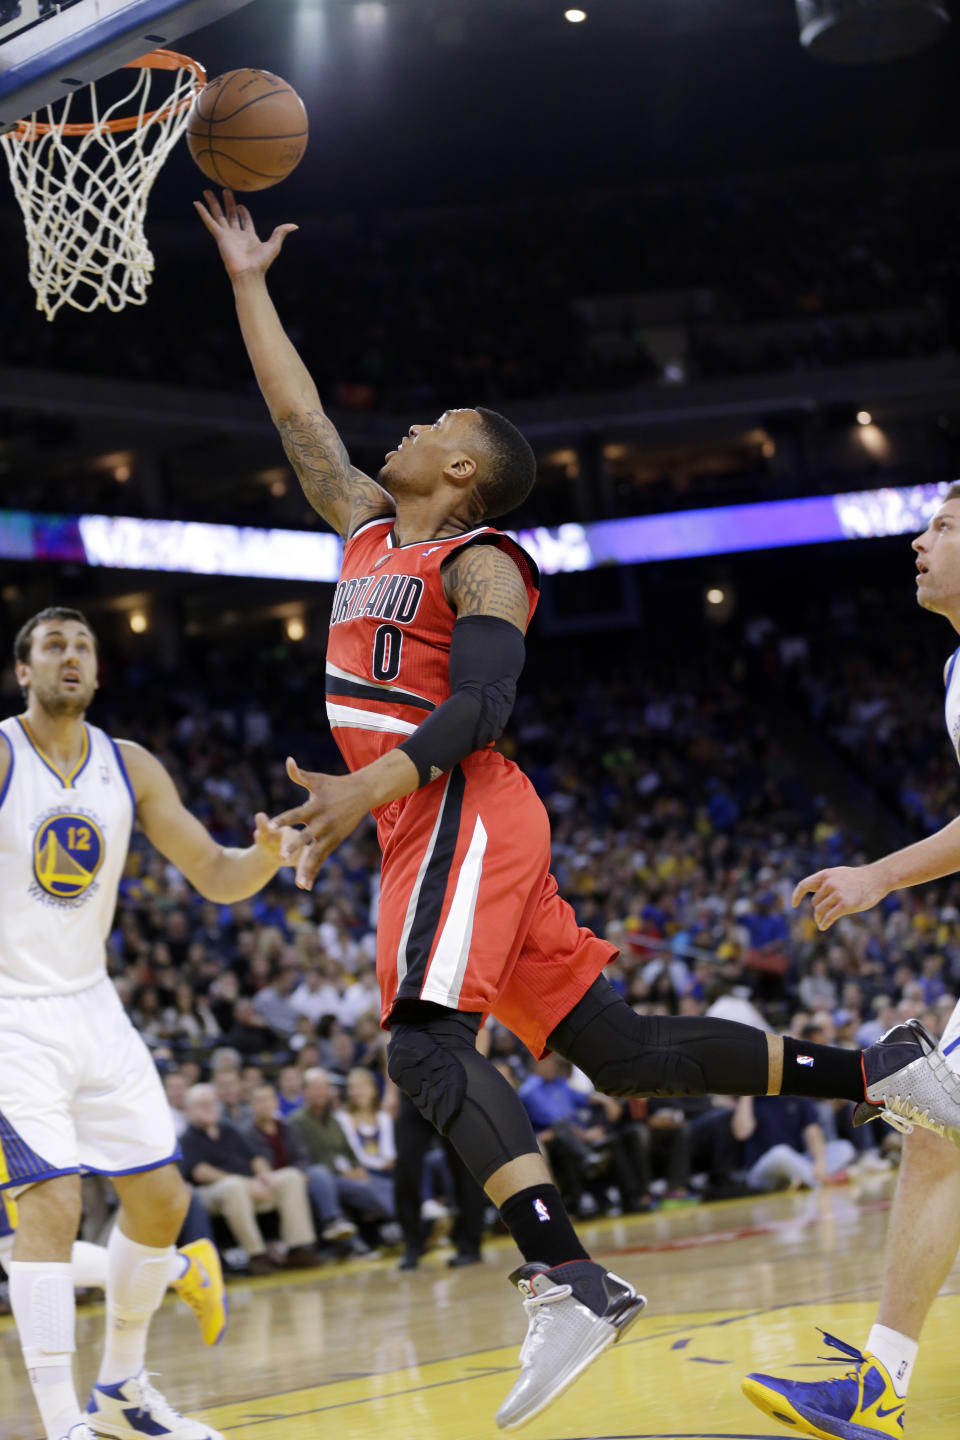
[548,976,770,1098]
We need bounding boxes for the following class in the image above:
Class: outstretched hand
[267,757,373,890]
[791,863,887,931]
[251,811,299,867]
[193,188,298,280]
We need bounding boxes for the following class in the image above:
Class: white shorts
[0,974,178,1189]
[940,997,960,1075]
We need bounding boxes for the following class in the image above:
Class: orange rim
[12,49,206,139]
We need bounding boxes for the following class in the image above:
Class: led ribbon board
[0,481,950,582]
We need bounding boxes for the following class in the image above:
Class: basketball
[185,68,308,192]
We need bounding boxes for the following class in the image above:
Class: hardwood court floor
[3,1180,960,1439]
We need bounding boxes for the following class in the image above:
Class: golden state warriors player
[0,607,292,1440]
[0,1186,225,1345]
[744,484,960,1440]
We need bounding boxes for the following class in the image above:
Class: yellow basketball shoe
[743,1331,905,1439]
[172,1239,228,1346]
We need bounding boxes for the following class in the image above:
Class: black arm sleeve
[398,615,525,786]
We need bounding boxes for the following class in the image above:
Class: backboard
[0,0,256,133]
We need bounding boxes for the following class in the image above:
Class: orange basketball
[185,68,308,192]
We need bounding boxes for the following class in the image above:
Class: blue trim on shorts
[0,1106,62,1186]
[0,730,13,813]
[81,1149,182,1178]
[106,734,137,814]
[0,1192,16,1237]
[0,1166,79,1191]
[942,1035,960,1058]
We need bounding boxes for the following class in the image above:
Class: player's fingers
[296,841,324,890]
[817,901,846,932]
[286,755,321,789]
[223,188,239,224]
[792,872,824,906]
[193,200,218,233]
[269,804,308,830]
[270,223,299,247]
[281,828,309,864]
[202,188,224,221]
[813,892,841,926]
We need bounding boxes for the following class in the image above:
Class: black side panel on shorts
[396,764,466,1003]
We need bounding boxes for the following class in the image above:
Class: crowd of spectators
[0,596,948,1278]
[2,156,958,407]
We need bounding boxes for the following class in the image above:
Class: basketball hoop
[0,50,206,320]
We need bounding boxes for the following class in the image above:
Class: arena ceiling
[8,0,950,219]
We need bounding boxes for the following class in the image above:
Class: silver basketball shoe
[857,1018,960,1144]
[495,1259,647,1430]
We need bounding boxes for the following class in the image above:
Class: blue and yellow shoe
[742,1330,906,1439]
[172,1239,228,1346]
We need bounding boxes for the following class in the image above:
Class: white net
[0,55,203,320]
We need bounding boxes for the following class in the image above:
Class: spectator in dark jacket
[222,998,282,1057]
[180,1083,319,1273]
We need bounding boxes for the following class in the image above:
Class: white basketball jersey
[0,716,134,997]
[945,648,960,764]
[939,649,960,1072]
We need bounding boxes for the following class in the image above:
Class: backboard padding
[0,0,256,133]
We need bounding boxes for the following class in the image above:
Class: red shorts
[375,750,616,1058]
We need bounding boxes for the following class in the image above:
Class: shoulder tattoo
[443,543,529,627]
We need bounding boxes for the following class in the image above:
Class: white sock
[866,1323,919,1399]
[70,1240,108,1290]
[8,1260,81,1440]
[97,1228,173,1387]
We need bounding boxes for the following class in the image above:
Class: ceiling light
[565,9,587,22]
[856,410,872,427]
[706,588,725,606]
[129,610,148,634]
[286,617,306,642]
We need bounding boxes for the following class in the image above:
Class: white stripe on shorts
[419,814,488,1010]
[325,702,417,736]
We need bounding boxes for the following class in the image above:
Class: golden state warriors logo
[33,812,104,900]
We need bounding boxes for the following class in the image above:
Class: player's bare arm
[271,544,530,889]
[117,739,292,903]
[194,188,393,539]
[793,815,960,931]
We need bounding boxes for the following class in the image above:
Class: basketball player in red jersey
[198,189,960,1430]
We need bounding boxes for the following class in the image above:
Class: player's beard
[33,678,94,719]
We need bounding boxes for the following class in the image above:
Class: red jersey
[328,515,614,1058]
[325,518,540,784]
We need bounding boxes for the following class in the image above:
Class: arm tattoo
[276,408,393,537]
[443,543,530,627]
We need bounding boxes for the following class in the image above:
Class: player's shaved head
[378,408,536,524]
[470,408,537,521]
